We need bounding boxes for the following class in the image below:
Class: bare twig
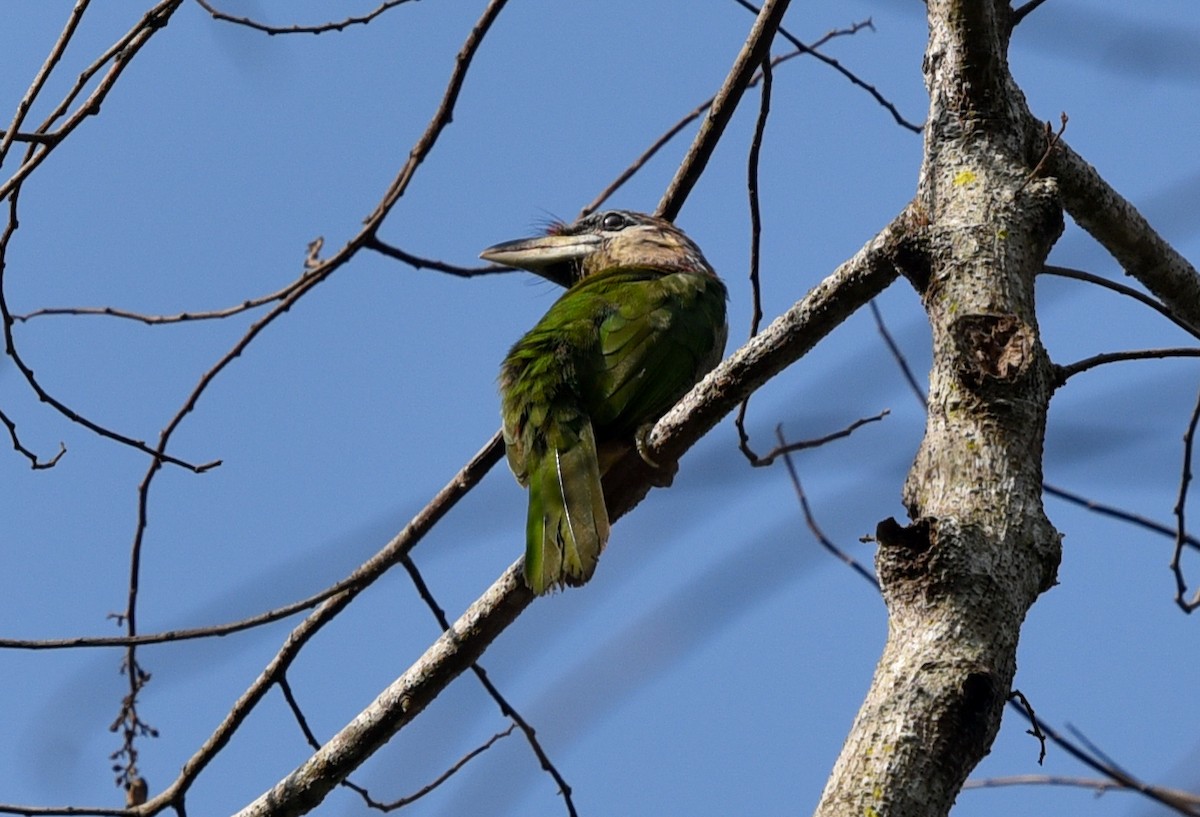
[746,411,889,468]
[193,0,415,35]
[355,727,516,812]
[0,407,64,469]
[657,0,791,220]
[400,556,578,817]
[0,0,89,166]
[778,426,880,588]
[1171,385,1200,612]
[1008,715,1200,816]
[963,774,1200,803]
[733,1,922,133]
[1010,0,1053,27]
[746,57,770,341]
[581,20,885,218]
[578,46,797,218]
[0,804,129,816]
[279,672,516,811]
[1007,690,1047,764]
[365,236,511,278]
[869,299,927,406]
[277,674,320,749]
[0,567,373,650]
[12,274,312,325]
[1018,113,1067,190]
[1042,265,1200,343]
[2,1,185,200]
[1043,482,1200,553]
[735,52,772,463]
[1053,347,1200,384]
[1,192,218,472]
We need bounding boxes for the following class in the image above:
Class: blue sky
[2,1,1199,815]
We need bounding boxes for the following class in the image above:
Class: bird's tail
[525,420,610,594]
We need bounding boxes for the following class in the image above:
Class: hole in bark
[934,670,1000,764]
[951,313,1033,385]
[875,517,932,554]
[962,671,997,719]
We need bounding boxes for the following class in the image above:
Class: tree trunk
[814,3,1063,814]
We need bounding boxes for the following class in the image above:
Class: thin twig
[1042,265,1200,343]
[733,1,922,133]
[400,555,578,817]
[767,411,890,467]
[1171,385,1200,612]
[777,426,880,588]
[279,672,516,811]
[356,727,516,812]
[1043,482,1200,553]
[963,774,1199,801]
[657,0,792,220]
[581,20,880,218]
[365,236,511,277]
[1,189,217,472]
[1054,347,1200,384]
[1007,690,1047,764]
[0,567,373,649]
[12,274,312,325]
[1011,0,1053,27]
[1042,128,1200,332]
[0,0,90,167]
[746,55,770,342]
[870,299,927,406]
[1002,711,1200,816]
[2,1,185,201]
[735,52,773,463]
[193,0,415,35]
[1018,113,1067,191]
[0,407,64,469]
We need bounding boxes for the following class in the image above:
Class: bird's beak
[479,233,602,271]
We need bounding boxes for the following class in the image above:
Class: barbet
[481,210,728,594]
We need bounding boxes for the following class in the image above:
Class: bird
[481,210,728,594]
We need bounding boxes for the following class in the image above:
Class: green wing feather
[524,418,610,593]
[585,268,728,433]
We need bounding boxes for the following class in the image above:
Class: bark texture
[814,3,1063,815]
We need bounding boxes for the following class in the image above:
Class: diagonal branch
[0,0,90,167]
[657,0,792,220]
[1040,131,1200,332]
[132,433,505,816]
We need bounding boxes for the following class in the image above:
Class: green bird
[481,210,728,594]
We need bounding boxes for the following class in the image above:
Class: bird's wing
[579,268,726,434]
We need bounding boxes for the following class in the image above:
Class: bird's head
[480,210,717,288]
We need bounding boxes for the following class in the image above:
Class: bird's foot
[635,425,678,488]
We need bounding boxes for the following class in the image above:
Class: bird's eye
[601,212,629,231]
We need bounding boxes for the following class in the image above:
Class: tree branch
[1040,132,1200,332]
[657,0,792,220]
